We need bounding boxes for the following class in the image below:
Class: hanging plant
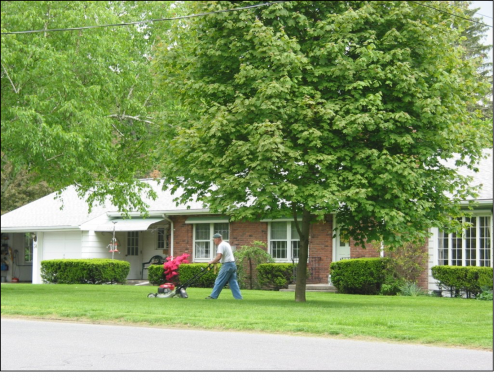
[163,253,190,284]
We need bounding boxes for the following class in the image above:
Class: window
[127,232,139,256]
[194,223,229,261]
[269,222,301,261]
[157,228,169,250]
[339,236,350,247]
[24,233,33,263]
[438,215,491,267]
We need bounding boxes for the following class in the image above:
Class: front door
[333,218,351,262]
[335,236,351,261]
[124,231,142,279]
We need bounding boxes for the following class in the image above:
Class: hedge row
[330,258,389,295]
[41,259,130,284]
[431,265,493,298]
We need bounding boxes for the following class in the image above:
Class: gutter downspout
[163,215,174,259]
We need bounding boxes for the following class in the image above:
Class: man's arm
[209,253,222,265]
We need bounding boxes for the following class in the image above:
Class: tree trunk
[293,208,311,302]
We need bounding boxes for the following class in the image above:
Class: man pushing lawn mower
[148,261,214,299]
[205,233,242,300]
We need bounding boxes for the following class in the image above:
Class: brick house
[1,151,492,290]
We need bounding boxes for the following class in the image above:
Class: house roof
[446,149,493,201]
[0,181,207,233]
[1,150,492,232]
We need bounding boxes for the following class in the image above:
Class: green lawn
[0,283,492,350]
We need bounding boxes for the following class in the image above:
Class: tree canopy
[153,1,491,301]
[1,1,182,212]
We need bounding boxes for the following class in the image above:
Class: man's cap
[213,233,222,239]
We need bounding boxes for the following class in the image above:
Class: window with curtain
[157,228,169,250]
[194,223,229,261]
[438,215,491,267]
[269,222,301,261]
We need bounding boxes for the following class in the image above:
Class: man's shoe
[205,296,215,299]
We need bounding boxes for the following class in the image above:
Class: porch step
[279,284,337,293]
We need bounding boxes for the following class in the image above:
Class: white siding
[42,232,82,260]
[142,228,167,262]
[427,228,440,291]
[81,231,112,259]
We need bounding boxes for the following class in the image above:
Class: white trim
[428,227,440,291]
[106,209,211,218]
[460,199,493,207]
[162,209,211,215]
[184,217,230,224]
[490,213,494,268]
[260,217,303,222]
[1,227,80,233]
[90,218,164,232]
[164,216,175,259]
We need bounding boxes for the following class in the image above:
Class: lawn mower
[147,264,213,299]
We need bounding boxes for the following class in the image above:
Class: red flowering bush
[163,253,190,284]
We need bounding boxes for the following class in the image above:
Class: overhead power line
[412,2,493,28]
[1,1,287,35]
[475,12,493,20]
[2,0,491,35]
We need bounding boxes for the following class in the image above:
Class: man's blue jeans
[210,262,243,299]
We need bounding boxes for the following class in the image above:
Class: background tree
[154,1,490,302]
[381,240,429,295]
[1,1,183,212]
[457,2,493,130]
[1,155,52,214]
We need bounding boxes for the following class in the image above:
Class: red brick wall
[416,240,429,290]
[349,241,381,259]
[230,221,268,251]
[171,215,194,258]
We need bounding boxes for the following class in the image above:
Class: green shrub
[398,282,426,297]
[41,259,130,284]
[234,241,274,289]
[384,241,428,283]
[330,258,389,295]
[431,266,493,298]
[147,264,166,286]
[257,263,294,290]
[149,263,219,287]
[178,263,219,288]
[476,286,493,301]
[379,275,405,296]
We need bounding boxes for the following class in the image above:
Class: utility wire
[1,1,286,35]
[2,0,491,35]
[412,1,493,28]
[475,12,493,20]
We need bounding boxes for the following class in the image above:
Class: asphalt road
[1,318,493,371]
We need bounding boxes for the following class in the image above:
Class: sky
[469,1,493,60]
